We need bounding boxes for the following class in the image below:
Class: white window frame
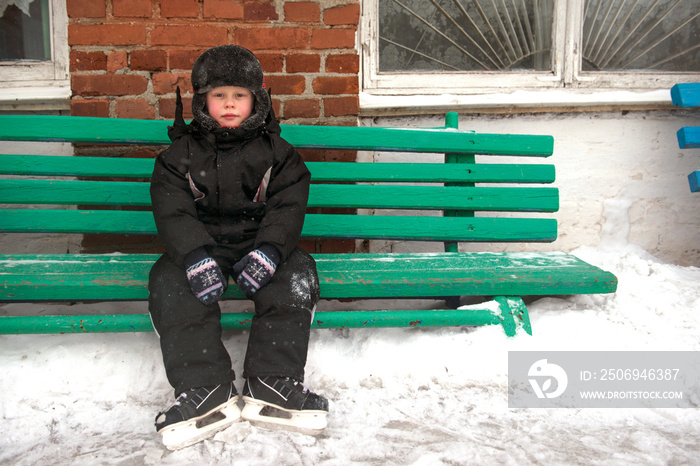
[360,0,700,114]
[0,0,70,111]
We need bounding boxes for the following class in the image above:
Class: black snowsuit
[148,112,320,396]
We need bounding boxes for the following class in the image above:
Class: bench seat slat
[0,252,618,301]
[0,209,557,242]
[0,155,556,184]
[0,179,559,212]
[0,115,554,156]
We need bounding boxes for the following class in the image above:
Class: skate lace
[170,391,189,408]
[285,377,309,393]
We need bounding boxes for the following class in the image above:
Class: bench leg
[494,296,532,337]
[444,296,461,309]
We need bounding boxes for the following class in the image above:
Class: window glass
[378,0,555,72]
[582,0,700,72]
[0,0,51,62]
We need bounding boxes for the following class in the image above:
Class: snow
[2,202,700,464]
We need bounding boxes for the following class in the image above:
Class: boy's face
[206,86,254,128]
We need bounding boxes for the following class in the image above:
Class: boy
[148,45,328,450]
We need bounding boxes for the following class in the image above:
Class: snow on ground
[1,202,699,464]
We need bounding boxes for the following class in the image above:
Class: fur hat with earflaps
[191,45,271,131]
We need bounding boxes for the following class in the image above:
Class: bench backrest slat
[0,154,555,183]
[0,115,554,156]
[0,209,557,242]
[0,179,559,212]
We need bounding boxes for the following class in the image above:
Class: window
[0,0,70,110]
[361,0,700,111]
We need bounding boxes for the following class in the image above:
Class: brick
[319,238,355,253]
[116,99,155,119]
[152,72,192,95]
[324,96,358,116]
[160,97,193,119]
[71,99,110,117]
[287,53,320,73]
[271,99,281,118]
[255,53,284,73]
[130,49,168,71]
[161,0,199,17]
[150,25,227,46]
[284,98,320,119]
[297,148,323,162]
[298,239,317,254]
[244,1,278,21]
[113,0,152,18]
[311,28,355,49]
[124,148,158,158]
[324,4,360,26]
[326,53,359,74]
[312,76,358,95]
[266,75,306,95]
[170,49,205,70]
[257,53,284,73]
[70,51,107,72]
[235,27,311,50]
[107,52,128,73]
[67,0,106,17]
[69,24,147,46]
[72,74,149,97]
[80,234,162,254]
[203,0,244,19]
[324,149,357,162]
[331,120,358,127]
[112,0,153,18]
[285,2,320,22]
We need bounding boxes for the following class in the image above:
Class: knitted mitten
[232,244,280,298]
[184,248,226,305]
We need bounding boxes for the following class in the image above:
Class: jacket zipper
[215,147,223,238]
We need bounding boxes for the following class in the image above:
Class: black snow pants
[148,246,320,396]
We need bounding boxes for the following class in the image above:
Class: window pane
[378,0,555,72]
[0,0,51,62]
[582,0,700,72]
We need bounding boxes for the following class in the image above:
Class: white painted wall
[362,110,700,267]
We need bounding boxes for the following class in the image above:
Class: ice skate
[241,376,329,434]
[155,382,241,450]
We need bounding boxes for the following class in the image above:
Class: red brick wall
[67,0,360,126]
[67,0,360,254]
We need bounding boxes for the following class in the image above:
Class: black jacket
[150,113,311,266]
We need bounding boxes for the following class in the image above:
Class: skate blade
[159,397,242,450]
[241,398,327,435]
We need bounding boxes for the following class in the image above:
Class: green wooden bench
[671,83,700,192]
[0,112,617,336]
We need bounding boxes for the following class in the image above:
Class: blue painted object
[671,84,700,192]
